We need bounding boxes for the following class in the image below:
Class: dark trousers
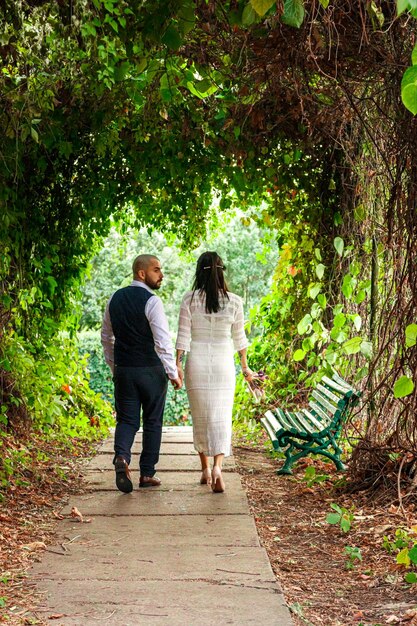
[113,365,168,476]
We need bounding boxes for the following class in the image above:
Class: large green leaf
[397,0,417,14]
[406,323,417,348]
[297,313,312,335]
[242,3,258,24]
[401,66,417,115]
[161,25,183,50]
[408,545,417,564]
[342,336,362,355]
[293,349,306,361]
[393,376,415,398]
[360,340,373,359]
[412,44,417,66]
[315,263,325,279]
[281,0,305,28]
[250,0,276,16]
[334,237,344,256]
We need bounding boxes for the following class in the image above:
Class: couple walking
[101,251,254,494]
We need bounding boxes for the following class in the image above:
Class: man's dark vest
[109,285,162,367]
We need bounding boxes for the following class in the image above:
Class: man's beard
[145,277,161,290]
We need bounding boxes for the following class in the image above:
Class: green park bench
[260,372,361,475]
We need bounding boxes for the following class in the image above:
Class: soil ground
[1,431,417,625]
[233,436,417,626]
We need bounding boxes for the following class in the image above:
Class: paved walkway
[30,427,293,625]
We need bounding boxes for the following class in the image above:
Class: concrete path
[30,427,293,625]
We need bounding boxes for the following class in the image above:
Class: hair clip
[202,265,224,270]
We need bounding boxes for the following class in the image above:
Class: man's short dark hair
[132,254,159,277]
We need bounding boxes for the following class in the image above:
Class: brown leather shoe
[114,456,133,494]
[139,475,161,488]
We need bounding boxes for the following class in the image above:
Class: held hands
[171,376,183,390]
[171,364,184,390]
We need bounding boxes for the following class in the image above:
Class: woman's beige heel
[211,466,225,493]
[200,468,212,485]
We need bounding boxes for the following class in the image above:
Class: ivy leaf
[360,340,373,359]
[397,0,417,14]
[342,274,353,299]
[401,66,417,115]
[319,0,329,7]
[242,3,258,24]
[397,547,411,567]
[405,323,417,348]
[162,25,183,50]
[293,349,306,361]
[333,313,346,329]
[326,512,341,524]
[393,376,415,398]
[250,0,276,16]
[412,44,417,66]
[342,337,362,355]
[308,283,321,299]
[352,314,362,331]
[408,545,417,564]
[297,313,312,335]
[317,294,327,308]
[334,237,344,256]
[405,572,417,583]
[315,263,325,279]
[281,0,305,28]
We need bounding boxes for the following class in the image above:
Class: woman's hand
[177,363,184,384]
[242,367,256,382]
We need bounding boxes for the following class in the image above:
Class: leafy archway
[1,0,417,492]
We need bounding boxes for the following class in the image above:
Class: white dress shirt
[101,280,178,380]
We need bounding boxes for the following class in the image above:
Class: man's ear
[137,269,145,281]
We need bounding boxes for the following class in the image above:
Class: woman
[175,251,254,493]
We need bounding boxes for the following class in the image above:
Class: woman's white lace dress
[175,291,248,457]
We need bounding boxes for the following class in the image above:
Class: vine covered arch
[1,0,417,490]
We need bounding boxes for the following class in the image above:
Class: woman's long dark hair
[192,251,229,313]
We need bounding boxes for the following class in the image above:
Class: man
[101,254,182,493]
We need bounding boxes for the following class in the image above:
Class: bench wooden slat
[316,383,345,405]
[302,407,328,430]
[294,411,317,435]
[321,375,353,396]
[331,371,356,392]
[260,412,280,449]
[284,410,308,435]
[311,390,339,415]
[263,410,281,433]
[274,407,296,432]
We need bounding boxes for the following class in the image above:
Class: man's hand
[170,376,182,390]
[177,364,184,384]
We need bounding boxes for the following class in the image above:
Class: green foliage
[344,545,363,570]
[302,466,329,487]
[78,330,114,403]
[281,0,305,28]
[1,331,113,438]
[326,503,355,533]
[79,218,278,331]
[393,375,414,398]
[164,386,191,426]
[383,526,417,584]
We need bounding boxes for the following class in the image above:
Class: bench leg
[318,448,347,472]
[276,437,346,475]
[277,445,309,475]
